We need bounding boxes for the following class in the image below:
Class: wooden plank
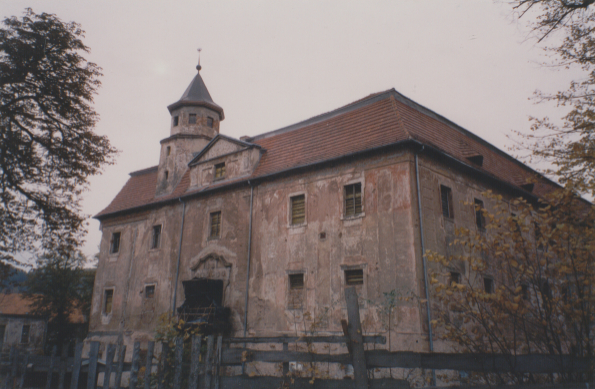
[114,345,126,389]
[18,354,28,389]
[224,335,385,344]
[157,342,169,389]
[144,341,154,389]
[59,345,68,389]
[282,342,288,376]
[5,346,16,389]
[69,342,83,389]
[202,336,214,389]
[103,344,116,389]
[129,342,141,389]
[188,336,202,389]
[11,347,19,388]
[222,348,352,365]
[214,336,222,389]
[340,319,352,354]
[87,342,100,389]
[217,376,410,389]
[345,286,368,389]
[172,338,183,389]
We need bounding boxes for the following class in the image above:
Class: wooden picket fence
[1,287,593,389]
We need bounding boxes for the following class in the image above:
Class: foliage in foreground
[427,190,594,385]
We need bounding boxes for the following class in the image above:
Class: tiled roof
[0,294,85,323]
[96,89,555,219]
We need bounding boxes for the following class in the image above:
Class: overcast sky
[3,1,583,261]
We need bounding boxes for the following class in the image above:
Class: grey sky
[3,1,582,260]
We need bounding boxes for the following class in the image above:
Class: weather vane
[197,48,202,71]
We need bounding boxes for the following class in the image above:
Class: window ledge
[340,212,365,222]
[207,236,221,242]
[288,224,306,234]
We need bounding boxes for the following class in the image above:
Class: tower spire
[196,48,202,71]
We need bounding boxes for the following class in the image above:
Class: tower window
[110,232,121,254]
[207,117,214,128]
[165,170,169,180]
[214,163,226,180]
[440,185,454,219]
[345,269,364,286]
[189,113,197,124]
[151,225,162,249]
[474,199,485,231]
[344,183,362,217]
[166,146,171,156]
[145,285,155,299]
[209,211,222,239]
[104,289,114,314]
[173,116,179,127]
[290,194,306,225]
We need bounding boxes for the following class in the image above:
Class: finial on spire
[196,48,202,71]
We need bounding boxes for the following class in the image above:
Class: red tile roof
[96,89,555,219]
[0,294,85,323]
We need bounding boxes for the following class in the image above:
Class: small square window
[151,225,161,249]
[110,232,121,254]
[290,195,305,225]
[474,199,485,230]
[214,163,226,180]
[344,183,362,217]
[209,211,222,239]
[440,185,454,219]
[449,271,461,286]
[189,113,197,124]
[145,285,155,299]
[104,289,114,314]
[288,273,304,309]
[483,277,494,294]
[173,116,179,127]
[207,117,214,128]
[345,269,364,286]
[20,325,30,344]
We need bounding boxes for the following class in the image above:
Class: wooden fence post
[188,336,202,389]
[18,354,28,389]
[4,346,16,389]
[69,342,83,389]
[103,344,116,389]
[46,345,57,389]
[58,344,68,389]
[144,342,154,389]
[282,341,288,376]
[114,345,126,389]
[214,336,222,389]
[172,338,184,389]
[157,342,168,389]
[87,342,100,389]
[202,336,214,389]
[345,286,369,389]
[129,342,141,389]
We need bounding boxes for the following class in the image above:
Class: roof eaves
[187,134,262,166]
[129,166,158,177]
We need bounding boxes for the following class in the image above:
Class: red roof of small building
[0,293,86,323]
[96,89,555,219]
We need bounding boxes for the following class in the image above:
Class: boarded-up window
[290,195,305,225]
[288,273,304,309]
[345,269,364,286]
[145,285,155,299]
[104,289,114,314]
[474,199,485,230]
[344,183,362,217]
[110,232,121,254]
[214,163,226,180]
[20,325,30,344]
[209,211,222,238]
[151,225,161,249]
[189,113,197,124]
[440,185,454,219]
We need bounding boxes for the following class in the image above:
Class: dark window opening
[165,170,169,180]
[521,183,534,193]
[521,284,529,300]
[177,278,231,335]
[110,232,121,254]
[344,183,362,217]
[166,146,171,156]
[189,113,197,124]
[207,117,214,128]
[467,155,484,167]
[104,289,114,314]
[20,325,30,344]
[151,225,161,249]
[214,163,226,180]
[209,211,221,239]
[449,271,461,286]
[534,222,543,250]
[288,274,305,309]
[290,195,305,225]
[483,277,494,294]
[319,232,326,240]
[475,199,485,231]
[540,279,552,299]
[173,116,179,127]
[0,325,5,344]
[440,185,454,219]
[345,269,364,286]
[145,285,155,299]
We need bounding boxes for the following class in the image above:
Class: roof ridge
[388,94,410,139]
[129,166,158,177]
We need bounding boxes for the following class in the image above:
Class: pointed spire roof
[167,64,225,119]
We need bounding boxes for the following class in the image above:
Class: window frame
[20,324,30,344]
[151,224,162,250]
[110,232,121,255]
[449,271,461,286]
[287,272,305,310]
[290,194,306,226]
[207,117,214,128]
[209,211,222,239]
[344,182,363,218]
[145,284,156,299]
[214,163,226,181]
[103,288,114,315]
[188,113,197,124]
[345,268,364,286]
[483,277,494,294]
[173,116,179,127]
[440,185,454,219]
[474,198,486,231]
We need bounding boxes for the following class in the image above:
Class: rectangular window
[173,116,179,127]
[104,289,114,314]
[521,284,529,300]
[209,211,222,239]
[214,163,226,180]
[290,194,305,225]
[166,146,171,156]
[110,232,121,254]
[145,285,155,299]
[20,325,30,344]
[0,324,6,344]
[207,117,214,128]
[440,185,454,219]
[474,199,485,230]
[151,225,162,249]
[288,273,304,309]
[483,277,494,294]
[449,271,461,286]
[189,113,197,124]
[345,269,364,286]
[344,183,362,217]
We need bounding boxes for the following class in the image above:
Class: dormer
[156,63,225,197]
[186,135,263,190]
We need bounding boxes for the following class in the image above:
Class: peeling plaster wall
[0,316,46,354]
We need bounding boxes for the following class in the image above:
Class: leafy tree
[24,251,95,354]
[427,190,594,385]
[0,8,116,264]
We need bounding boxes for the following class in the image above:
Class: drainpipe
[414,147,437,386]
[171,199,186,316]
[242,182,254,375]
